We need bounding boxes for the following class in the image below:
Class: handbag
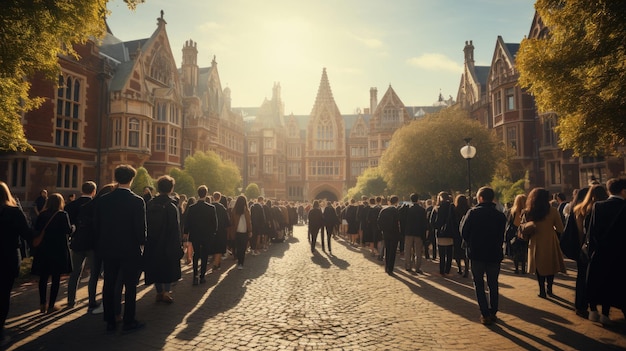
[33,211,58,248]
[505,215,518,244]
[559,212,580,259]
[517,213,536,241]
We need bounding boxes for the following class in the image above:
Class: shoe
[599,314,613,326]
[199,277,206,284]
[416,269,424,274]
[588,310,600,322]
[547,286,554,296]
[237,264,243,270]
[575,309,589,319]
[67,302,75,309]
[106,322,117,334]
[122,320,145,334]
[192,277,199,286]
[155,292,163,302]
[40,304,46,313]
[538,292,547,299]
[47,306,61,314]
[489,314,498,323]
[480,315,493,325]
[92,304,104,315]
[161,292,174,304]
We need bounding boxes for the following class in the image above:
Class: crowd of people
[1,166,625,345]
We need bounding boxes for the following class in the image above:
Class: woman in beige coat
[525,188,565,298]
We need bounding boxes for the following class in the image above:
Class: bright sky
[106,0,536,115]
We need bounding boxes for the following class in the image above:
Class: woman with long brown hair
[525,188,565,298]
[453,195,470,277]
[31,193,73,313]
[232,195,252,270]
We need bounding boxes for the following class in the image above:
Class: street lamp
[460,138,477,201]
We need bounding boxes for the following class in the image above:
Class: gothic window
[507,126,518,155]
[155,126,166,151]
[57,163,79,189]
[543,118,557,147]
[143,120,151,149]
[129,118,140,147]
[149,53,172,85]
[113,119,122,146]
[382,108,399,126]
[56,74,82,148]
[169,128,178,155]
[264,156,273,174]
[506,88,515,111]
[351,161,368,177]
[493,91,502,115]
[315,121,334,150]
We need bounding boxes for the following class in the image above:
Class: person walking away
[185,186,218,285]
[65,181,97,309]
[430,192,456,277]
[95,164,146,333]
[586,178,626,325]
[0,182,34,346]
[31,193,73,314]
[460,187,507,325]
[403,193,427,274]
[250,197,267,256]
[525,188,566,298]
[210,192,229,273]
[322,201,340,254]
[507,194,528,274]
[453,195,471,277]
[345,199,359,246]
[232,195,252,269]
[308,200,324,253]
[378,195,401,276]
[144,176,182,303]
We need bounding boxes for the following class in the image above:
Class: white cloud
[406,53,463,73]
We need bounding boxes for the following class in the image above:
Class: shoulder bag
[33,211,58,248]
[517,213,536,241]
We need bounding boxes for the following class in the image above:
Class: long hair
[234,195,248,215]
[0,181,17,207]
[44,193,65,212]
[525,188,550,222]
[510,194,527,217]
[574,185,608,218]
[454,195,470,217]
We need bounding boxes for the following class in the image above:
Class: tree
[183,151,242,195]
[517,0,626,156]
[0,0,143,151]
[346,167,388,200]
[490,174,527,205]
[245,183,261,200]
[169,168,196,198]
[380,107,502,196]
[130,167,154,196]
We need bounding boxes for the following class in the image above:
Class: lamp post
[460,138,477,201]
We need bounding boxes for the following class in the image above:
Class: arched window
[55,74,82,148]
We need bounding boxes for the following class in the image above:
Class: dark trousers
[235,232,248,265]
[384,238,399,274]
[574,259,588,311]
[192,241,210,278]
[471,260,500,317]
[310,227,321,251]
[536,271,554,295]
[38,272,61,308]
[103,258,139,325]
[1,274,15,337]
[425,239,437,259]
[323,225,334,252]
[439,245,453,274]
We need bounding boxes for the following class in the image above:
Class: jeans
[471,260,501,317]
[438,245,453,274]
[67,249,100,307]
[404,236,424,271]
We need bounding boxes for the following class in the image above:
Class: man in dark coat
[378,195,401,275]
[65,181,97,309]
[95,164,146,333]
[461,187,506,325]
[322,201,339,254]
[402,193,428,274]
[586,178,626,324]
[184,185,218,285]
[210,191,230,274]
[250,197,267,254]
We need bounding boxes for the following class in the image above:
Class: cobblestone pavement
[4,225,626,351]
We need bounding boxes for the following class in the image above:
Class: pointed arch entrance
[315,190,338,203]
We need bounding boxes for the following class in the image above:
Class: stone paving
[4,224,626,350]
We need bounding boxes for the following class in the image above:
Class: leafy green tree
[245,183,261,200]
[220,160,242,196]
[517,0,626,156]
[490,175,526,205]
[380,107,502,196]
[169,168,196,198]
[130,167,154,196]
[183,151,242,195]
[346,167,388,200]
[0,0,143,151]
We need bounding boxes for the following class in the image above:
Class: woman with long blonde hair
[509,194,527,274]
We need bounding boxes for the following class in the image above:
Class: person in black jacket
[95,164,146,333]
[308,200,324,253]
[322,201,339,254]
[402,193,428,274]
[184,185,218,285]
[210,192,230,273]
[378,195,401,275]
[430,192,456,276]
[0,182,33,345]
[460,187,506,325]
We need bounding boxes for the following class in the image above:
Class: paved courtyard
[4,224,626,350]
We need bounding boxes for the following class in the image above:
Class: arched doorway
[315,190,338,202]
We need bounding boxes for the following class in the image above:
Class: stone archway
[315,190,338,202]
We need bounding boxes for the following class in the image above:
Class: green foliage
[130,167,154,196]
[183,151,242,196]
[245,183,261,200]
[346,167,388,200]
[169,168,196,198]
[490,174,527,205]
[517,0,626,156]
[0,0,143,151]
[380,107,502,196]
